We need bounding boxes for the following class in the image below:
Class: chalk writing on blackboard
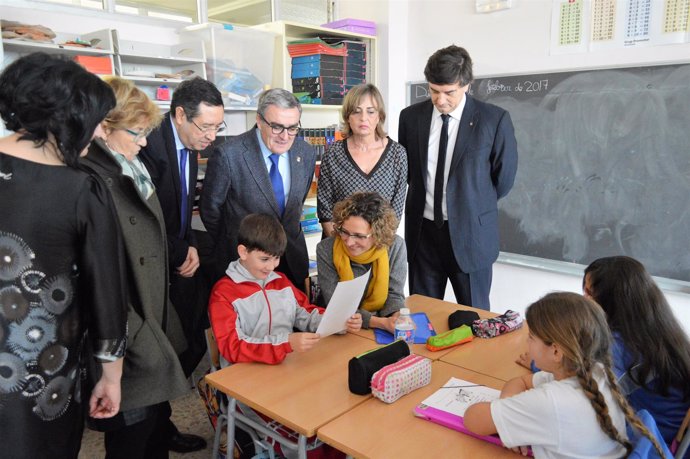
[470,64,690,284]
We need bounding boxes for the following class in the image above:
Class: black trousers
[169,272,210,377]
[102,402,170,459]
[409,219,492,311]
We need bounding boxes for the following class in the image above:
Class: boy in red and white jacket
[209,213,362,366]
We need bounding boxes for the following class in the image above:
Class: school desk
[435,300,531,382]
[204,332,378,459]
[317,361,521,458]
[351,294,505,361]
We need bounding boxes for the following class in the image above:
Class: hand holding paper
[315,270,370,337]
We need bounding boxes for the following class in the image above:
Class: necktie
[434,114,450,228]
[269,153,285,216]
[178,148,189,239]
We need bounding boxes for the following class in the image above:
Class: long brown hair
[584,256,690,399]
[527,292,665,457]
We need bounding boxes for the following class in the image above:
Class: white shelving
[112,30,207,108]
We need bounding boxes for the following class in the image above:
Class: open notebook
[413,377,504,447]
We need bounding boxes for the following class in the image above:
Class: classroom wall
[339,0,690,332]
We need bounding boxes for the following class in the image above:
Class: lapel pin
[469,122,474,126]
[297,156,301,163]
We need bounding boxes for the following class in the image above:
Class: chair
[628,409,674,459]
[204,328,327,459]
[672,407,690,459]
[204,328,272,459]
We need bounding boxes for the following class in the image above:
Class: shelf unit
[252,20,378,127]
[112,30,207,110]
[2,28,115,68]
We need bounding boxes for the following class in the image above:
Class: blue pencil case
[374,312,436,344]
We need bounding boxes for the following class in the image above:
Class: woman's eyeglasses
[258,113,300,136]
[335,226,373,241]
[124,128,152,142]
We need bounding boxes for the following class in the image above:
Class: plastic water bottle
[394,308,416,344]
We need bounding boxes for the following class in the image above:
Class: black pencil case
[348,339,410,395]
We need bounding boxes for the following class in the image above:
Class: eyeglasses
[335,226,373,241]
[189,118,227,135]
[258,113,300,136]
[124,128,152,142]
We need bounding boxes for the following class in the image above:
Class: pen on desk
[441,384,482,388]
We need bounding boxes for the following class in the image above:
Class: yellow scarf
[332,236,389,312]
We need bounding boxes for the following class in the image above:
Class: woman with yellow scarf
[316,192,407,332]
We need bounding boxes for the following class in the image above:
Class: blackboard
[407,81,430,106]
[461,63,690,284]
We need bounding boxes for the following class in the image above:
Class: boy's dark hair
[0,52,116,168]
[237,214,287,257]
[170,76,223,120]
[424,45,474,86]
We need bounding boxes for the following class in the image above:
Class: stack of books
[297,126,343,162]
[301,205,321,235]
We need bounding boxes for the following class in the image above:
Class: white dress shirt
[423,96,466,222]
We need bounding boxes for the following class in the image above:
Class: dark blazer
[139,114,198,270]
[82,140,188,412]
[200,128,316,284]
[398,95,518,273]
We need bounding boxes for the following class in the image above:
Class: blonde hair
[102,76,162,132]
[341,84,386,139]
[527,292,666,457]
[332,192,398,249]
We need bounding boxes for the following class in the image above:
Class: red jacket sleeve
[208,278,292,365]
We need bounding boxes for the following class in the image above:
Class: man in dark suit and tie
[398,45,518,310]
[200,88,316,289]
[140,77,225,452]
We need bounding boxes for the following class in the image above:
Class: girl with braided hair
[464,292,666,458]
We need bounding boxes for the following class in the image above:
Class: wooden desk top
[350,294,498,360]
[205,333,382,437]
[434,296,531,381]
[355,295,506,360]
[317,361,520,459]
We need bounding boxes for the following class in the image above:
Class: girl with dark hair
[584,256,690,449]
[0,53,127,458]
[465,292,666,458]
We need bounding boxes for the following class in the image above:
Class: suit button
[105,177,113,186]
[139,257,145,265]
[130,217,137,225]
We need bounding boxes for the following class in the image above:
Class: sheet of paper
[420,377,500,417]
[315,270,370,338]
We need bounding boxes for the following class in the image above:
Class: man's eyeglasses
[258,113,300,136]
[335,226,373,241]
[124,128,152,142]
[189,118,227,135]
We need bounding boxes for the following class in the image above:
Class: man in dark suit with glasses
[140,77,225,453]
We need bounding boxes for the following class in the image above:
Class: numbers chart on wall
[591,0,617,42]
[663,0,690,33]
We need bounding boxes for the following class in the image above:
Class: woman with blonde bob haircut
[465,292,666,458]
[317,84,407,236]
[316,191,407,332]
[81,77,189,458]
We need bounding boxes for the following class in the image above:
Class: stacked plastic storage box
[287,38,348,105]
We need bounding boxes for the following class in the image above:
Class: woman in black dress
[0,53,127,458]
